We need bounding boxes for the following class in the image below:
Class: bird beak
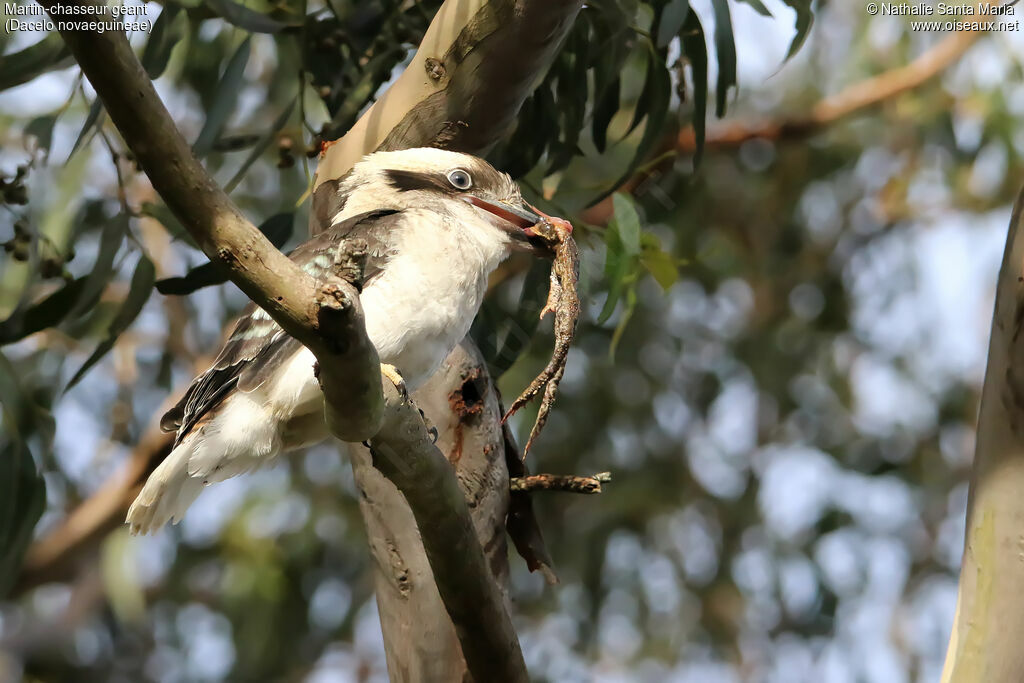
[463,195,559,255]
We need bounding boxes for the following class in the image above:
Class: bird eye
[447,169,472,190]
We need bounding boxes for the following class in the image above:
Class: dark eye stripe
[384,169,451,194]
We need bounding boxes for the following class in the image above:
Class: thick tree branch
[941,186,1024,681]
[41,0,383,442]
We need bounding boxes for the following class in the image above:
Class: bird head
[326,148,561,255]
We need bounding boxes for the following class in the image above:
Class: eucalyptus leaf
[0,442,45,598]
[641,247,678,290]
[609,286,638,359]
[224,96,297,194]
[0,33,73,92]
[193,38,251,158]
[66,256,156,391]
[612,194,642,257]
[710,0,737,118]
[598,222,633,325]
[204,0,298,33]
[488,259,550,375]
[68,215,127,319]
[67,99,106,162]
[782,0,814,61]
[155,213,294,296]
[737,0,773,17]
[656,0,690,48]
[591,45,671,207]
[0,277,87,345]
[681,11,709,163]
[592,78,620,153]
[24,115,56,154]
[141,4,186,79]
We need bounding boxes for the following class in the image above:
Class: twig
[510,471,611,494]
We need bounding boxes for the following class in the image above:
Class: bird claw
[417,405,439,444]
[380,363,408,400]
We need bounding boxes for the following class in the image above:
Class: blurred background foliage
[0,0,1022,680]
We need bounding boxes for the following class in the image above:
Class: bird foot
[381,363,407,400]
[417,405,439,444]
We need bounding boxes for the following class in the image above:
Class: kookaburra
[127,148,555,535]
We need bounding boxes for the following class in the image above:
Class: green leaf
[25,115,56,154]
[681,11,709,164]
[68,215,127,319]
[155,213,293,295]
[0,353,47,597]
[192,37,251,158]
[66,256,156,391]
[0,442,45,598]
[656,0,690,48]
[224,96,297,193]
[782,0,814,61]
[609,286,637,359]
[141,4,186,79]
[591,45,671,206]
[737,0,773,16]
[0,277,87,345]
[710,0,737,118]
[641,247,679,291]
[626,50,656,137]
[612,194,642,256]
[204,0,298,33]
[0,33,73,92]
[67,98,106,161]
[598,223,634,325]
[592,78,619,153]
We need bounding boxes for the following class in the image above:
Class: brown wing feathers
[160,209,401,445]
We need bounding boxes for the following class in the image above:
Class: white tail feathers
[126,440,205,535]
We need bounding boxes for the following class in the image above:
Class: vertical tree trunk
[942,187,1024,681]
[352,339,510,682]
